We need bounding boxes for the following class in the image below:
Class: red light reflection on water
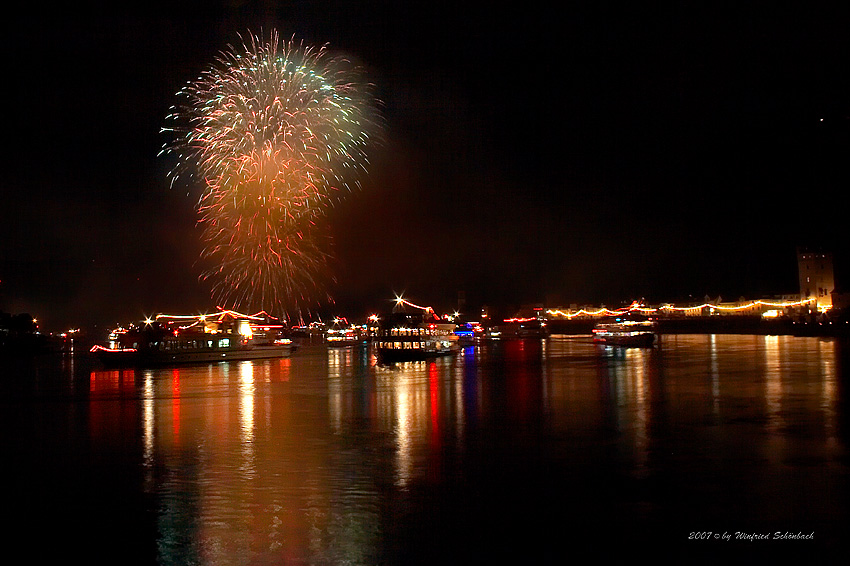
[89,369,135,393]
[428,361,440,447]
[503,339,541,419]
[172,368,181,442]
[275,357,291,381]
[87,369,138,440]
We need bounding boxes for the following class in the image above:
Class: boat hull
[93,344,295,368]
[376,347,456,363]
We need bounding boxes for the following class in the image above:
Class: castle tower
[797,247,835,311]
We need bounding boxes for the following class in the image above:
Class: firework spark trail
[162,31,379,320]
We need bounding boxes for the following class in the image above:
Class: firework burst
[162,31,380,319]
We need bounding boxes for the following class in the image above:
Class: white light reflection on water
[710,334,720,416]
[606,345,651,477]
[378,361,430,489]
[453,348,468,455]
[143,370,155,467]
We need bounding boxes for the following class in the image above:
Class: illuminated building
[797,247,835,312]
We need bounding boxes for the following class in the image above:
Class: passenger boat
[374,305,459,363]
[592,314,657,347]
[490,318,549,339]
[90,310,296,368]
[454,321,484,343]
[326,318,365,347]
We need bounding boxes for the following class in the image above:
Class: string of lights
[546,298,819,319]
[393,295,434,313]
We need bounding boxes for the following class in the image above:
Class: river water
[2,334,848,564]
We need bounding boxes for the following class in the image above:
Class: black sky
[3,1,850,331]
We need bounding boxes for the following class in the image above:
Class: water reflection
[375,360,439,488]
[710,334,719,415]
[596,344,653,477]
[238,361,255,479]
[143,370,154,469]
[70,335,850,563]
[765,335,783,434]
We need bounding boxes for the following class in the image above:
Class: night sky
[3,1,850,331]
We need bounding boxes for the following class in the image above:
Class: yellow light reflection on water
[710,334,720,416]
[764,335,784,434]
[239,361,256,478]
[819,339,837,444]
[392,370,414,488]
[143,370,155,467]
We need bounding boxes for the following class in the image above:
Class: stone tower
[797,247,835,311]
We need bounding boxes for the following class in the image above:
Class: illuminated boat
[326,318,365,347]
[374,298,459,363]
[90,310,296,367]
[454,321,484,343]
[491,318,549,339]
[592,314,657,347]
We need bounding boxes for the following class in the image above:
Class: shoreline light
[546,298,820,319]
